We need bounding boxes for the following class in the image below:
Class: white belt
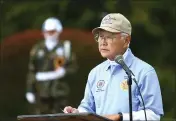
[35,67,66,81]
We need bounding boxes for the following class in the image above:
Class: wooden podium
[17,113,113,121]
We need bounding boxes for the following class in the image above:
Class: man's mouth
[100,49,109,52]
[101,49,109,51]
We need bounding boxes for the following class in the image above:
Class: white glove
[26,92,36,104]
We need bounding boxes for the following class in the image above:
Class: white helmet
[42,17,63,32]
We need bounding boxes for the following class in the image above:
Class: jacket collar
[105,48,135,71]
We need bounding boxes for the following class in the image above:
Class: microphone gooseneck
[114,54,147,121]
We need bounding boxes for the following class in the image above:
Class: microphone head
[114,55,124,65]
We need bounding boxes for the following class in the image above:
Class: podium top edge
[17,112,113,121]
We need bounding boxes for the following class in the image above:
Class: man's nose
[100,39,107,46]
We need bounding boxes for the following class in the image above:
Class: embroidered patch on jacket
[120,80,128,91]
[96,80,105,92]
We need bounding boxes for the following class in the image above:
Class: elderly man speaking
[64,13,164,121]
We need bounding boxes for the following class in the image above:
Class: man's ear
[124,35,131,47]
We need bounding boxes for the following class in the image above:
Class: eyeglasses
[94,33,118,43]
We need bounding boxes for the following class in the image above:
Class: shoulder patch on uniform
[30,48,36,56]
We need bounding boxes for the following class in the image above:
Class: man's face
[96,30,130,60]
[43,30,59,42]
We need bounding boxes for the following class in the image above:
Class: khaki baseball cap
[92,13,132,35]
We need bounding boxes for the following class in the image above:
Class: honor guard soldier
[26,17,78,114]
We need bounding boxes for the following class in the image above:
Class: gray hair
[120,32,130,47]
[121,32,129,37]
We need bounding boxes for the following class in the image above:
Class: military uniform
[26,40,77,114]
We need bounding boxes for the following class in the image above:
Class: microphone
[115,55,147,121]
[114,55,134,76]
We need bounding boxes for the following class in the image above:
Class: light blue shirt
[78,48,164,117]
